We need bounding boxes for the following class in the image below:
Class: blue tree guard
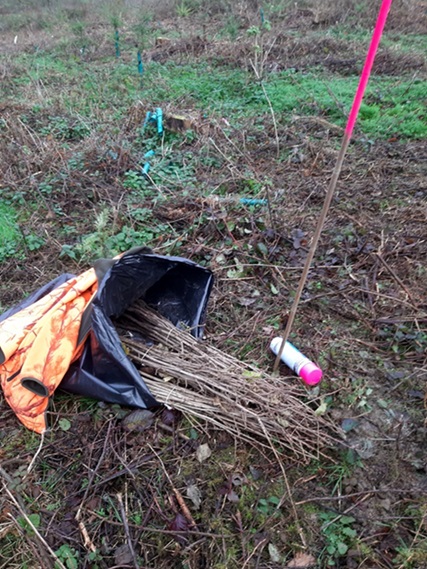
[141,150,155,177]
[137,51,144,76]
[143,108,163,136]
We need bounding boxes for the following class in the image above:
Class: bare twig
[320,493,372,532]
[75,420,114,552]
[396,511,427,569]
[172,488,198,529]
[292,115,344,133]
[373,252,418,308]
[241,535,268,569]
[149,445,198,529]
[295,488,415,505]
[91,451,160,488]
[88,509,231,537]
[353,287,417,308]
[260,81,280,159]
[258,419,307,549]
[26,430,45,474]
[232,510,247,560]
[117,492,139,569]
[1,477,66,569]
[7,512,53,569]
[76,517,96,553]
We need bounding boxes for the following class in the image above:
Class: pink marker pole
[345,0,393,139]
[273,0,393,373]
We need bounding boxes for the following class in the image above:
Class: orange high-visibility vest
[0,268,97,433]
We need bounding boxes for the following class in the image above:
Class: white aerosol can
[270,337,323,386]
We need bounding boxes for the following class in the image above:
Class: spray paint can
[270,337,322,386]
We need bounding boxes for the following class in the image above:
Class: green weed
[144,64,426,138]
[220,15,241,41]
[59,205,172,262]
[16,513,41,539]
[176,1,195,18]
[39,115,90,141]
[257,494,281,515]
[0,202,44,262]
[304,450,363,516]
[378,323,427,358]
[319,512,358,565]
[394,543,427,568]
[54,544,80,569]
[0,202,20,261]
[330,26,427,56]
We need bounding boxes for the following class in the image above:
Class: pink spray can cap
[299,362,323,386]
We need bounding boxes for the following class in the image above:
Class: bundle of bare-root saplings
[118,300,336,461]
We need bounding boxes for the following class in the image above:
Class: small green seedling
[319,512,358,565]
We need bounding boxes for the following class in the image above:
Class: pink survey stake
[345,0,393,138]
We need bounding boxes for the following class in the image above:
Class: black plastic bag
[62,250,213,407]
[2,250,213,410]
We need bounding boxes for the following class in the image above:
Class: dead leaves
[286,551,317,568]
[186,484,202,510]
[196,443,212,463]
[122,409,154,432]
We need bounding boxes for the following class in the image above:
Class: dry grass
[1,0,426,34]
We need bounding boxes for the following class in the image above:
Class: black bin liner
[60,251,213,408]
[0,250,213,410]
